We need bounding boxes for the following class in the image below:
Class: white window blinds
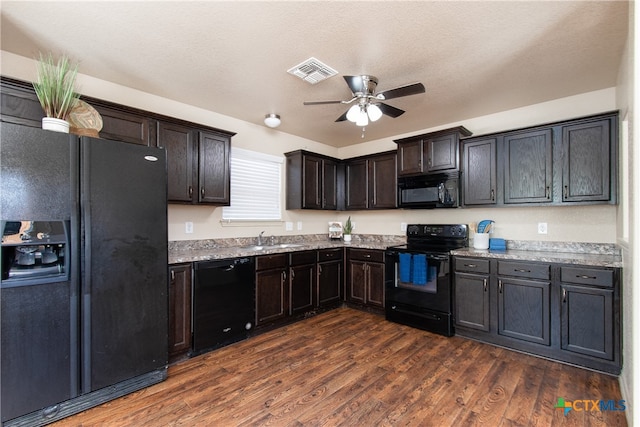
[222,148,282,221]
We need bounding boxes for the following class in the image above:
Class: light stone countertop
[451,247,622,268]
[169,234,405,264]
[169,234,622,269]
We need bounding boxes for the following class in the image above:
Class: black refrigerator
[0,122,168,425]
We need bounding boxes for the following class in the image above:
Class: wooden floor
[51,307,627,426]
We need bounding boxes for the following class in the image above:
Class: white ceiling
[0,1,629,147]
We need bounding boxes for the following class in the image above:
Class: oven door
[384,248,452,314]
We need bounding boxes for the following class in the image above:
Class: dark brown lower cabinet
[347,249,385,310]
[317,248,343,307]
[168,264,192,362]
[289,251,316,315]
[255,254,288,327]
[454,272,490,332]
[497,276,550,346]
[453,256,621,375]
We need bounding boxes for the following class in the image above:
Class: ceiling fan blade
[303,100,344,105]
[378,103,405,118]
[343,75,365,94]
[378,82,425,100]
[335,110,349,122]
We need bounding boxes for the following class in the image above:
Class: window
[222,148,282,221]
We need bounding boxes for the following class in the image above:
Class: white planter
[42,117,70,133]
[343,234,352,243]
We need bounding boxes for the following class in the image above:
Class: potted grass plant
[33,52,80,133]
[343,216,353,242]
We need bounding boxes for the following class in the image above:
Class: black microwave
[397,173,460,209]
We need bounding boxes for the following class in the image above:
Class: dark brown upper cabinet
[159,121,232,205]
[285,150,343,210]
[462,137,497,206]
[561,118,612,203]
[395,126,472,177]
[345,151,397,210]
[503,128,553,204]
[1,77,235,205]
[461,112,617,207]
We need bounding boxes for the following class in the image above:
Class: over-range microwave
[397,172,460,209]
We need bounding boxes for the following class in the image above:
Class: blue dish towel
[489,238,507,251]
[399,253,412,283]
[412,254,427,285]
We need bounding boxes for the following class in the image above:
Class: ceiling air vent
[287,57,338,84]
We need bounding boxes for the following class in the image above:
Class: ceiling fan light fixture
[264,113,281,128]
[356,107,369,127]
[367,104,383,122]
[346,104,361,123]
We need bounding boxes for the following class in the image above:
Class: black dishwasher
[193,257,255,355]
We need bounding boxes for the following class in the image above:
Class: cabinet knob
[201,187,205,197]
[562,288,567,303]
[498,279,503,293]
[171,270,175,281]
[483,278,487,292]
[188,186,193,197]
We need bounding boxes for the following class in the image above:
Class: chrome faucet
[257,231,265,246]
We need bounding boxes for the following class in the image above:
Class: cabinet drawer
[255,253,287,270]
[561,266,613,287]
[290,250,317,266]
[348,248,384,263]
[455,257,490,274]
[498,261,550,280]
[318,248,343,262]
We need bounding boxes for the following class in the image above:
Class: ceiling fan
[303,75,426,127]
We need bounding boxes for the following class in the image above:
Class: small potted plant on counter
[343,216,353,242]
[33,52,80,133]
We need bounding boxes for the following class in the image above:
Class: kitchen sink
[240,243,305,251]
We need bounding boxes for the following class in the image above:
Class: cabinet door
[95,106,155,146]
[198,131,230,205]
[503,129,553,204]
[366,262,385,308]
[318,261,342,307]
[168,264,192,359]
[160,121,195,203]
[426,134,457,172]
[462,138,497,205]
[561,284,614,360]
[454,273,490,331]
[290,264,316,315]
[255,269,287,325]
[397,139,424,176]
[498,277,550,346]
[368,152,397,209]
[562,119,611,202]
[303,155,322,209]
[348,260,367,304]
[345,159,368,210]
[322,158,339,210]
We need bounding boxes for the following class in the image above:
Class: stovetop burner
[389,224,469,253]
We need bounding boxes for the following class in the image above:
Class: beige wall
[0,50,618,244]
[616,2,637,426]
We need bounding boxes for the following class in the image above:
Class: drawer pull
[562,288,567,303]
[498,280,503,293]
[364,254,371,258]
[483,278,487,292]
[577,275,597,280]
[514,269,531,273]
[465,264,477,268]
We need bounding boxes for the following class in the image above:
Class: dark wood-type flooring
[51,307,627,426]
